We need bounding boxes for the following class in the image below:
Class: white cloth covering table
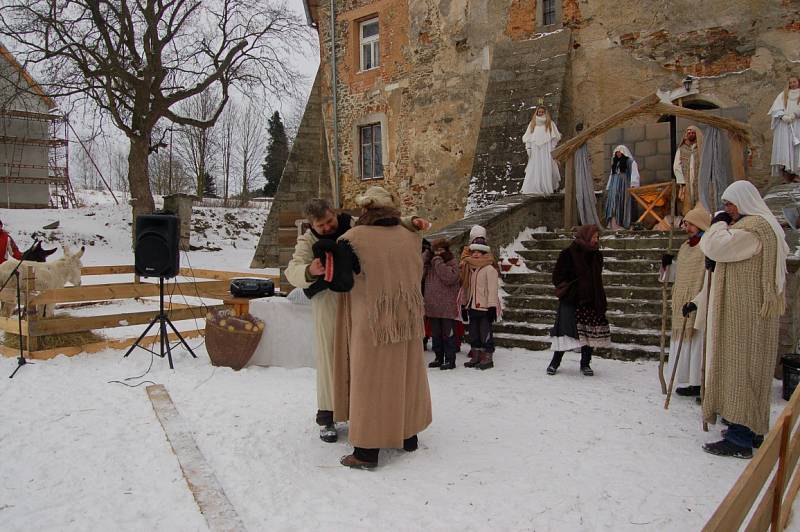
[247,297,316,368]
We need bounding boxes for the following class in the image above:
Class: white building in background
[0,42,74,208]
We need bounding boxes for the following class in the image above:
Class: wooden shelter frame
[551,93,752,228]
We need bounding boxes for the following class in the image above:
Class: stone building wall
[296,0,800,231]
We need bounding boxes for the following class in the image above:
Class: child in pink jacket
[460,241,500,369]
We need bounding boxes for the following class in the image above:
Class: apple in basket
[508,257,520,266]
[500,261,512,272]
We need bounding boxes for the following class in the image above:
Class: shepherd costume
[605,145,641,230]
[521,107,562,195]
[332,186,432,468]
[547,225,611,376]
[697,181,789,457]
[768,82,800,180]
[673,126,703,215]
[663,204,711,395]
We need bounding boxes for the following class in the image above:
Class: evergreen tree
[262,111,289,197]
[203,172,218,198]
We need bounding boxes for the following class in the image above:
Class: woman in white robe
[769,76,800,182]
[521,106,562,194]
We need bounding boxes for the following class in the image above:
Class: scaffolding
[0,108,76,209]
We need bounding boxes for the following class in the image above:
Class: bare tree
[108,144,130,199]
[236,101,265,201]
[0,0,310,221]
[218,102,238,204]
[174,91,218,197]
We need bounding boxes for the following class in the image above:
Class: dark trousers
[316,410,333,426]
[550,345,593,368]
[724,423,756,449]
[354,435,418,463]
[468,310,494,353]
[430,317,457,361]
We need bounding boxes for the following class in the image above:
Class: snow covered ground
[0,190,797,531]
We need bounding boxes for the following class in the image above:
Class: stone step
[521,259,661,274]
[529,229,671,240]
[504,283,665,300]
[494,320,667,347]
[503,271,664,288]
[501,307,669,330]
[527,237,672,250]
[504,294,664,314]
[518,248,665,261]
[493,333,660,361]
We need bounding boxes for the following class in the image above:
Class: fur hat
[684,204,711,232]
[469,225,487,242]
[355,186,397,209]
[469,243,490,253]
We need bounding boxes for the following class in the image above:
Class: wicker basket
[205,319,264,370]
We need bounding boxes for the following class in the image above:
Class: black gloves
[711,211,733,226]
[461,306,469,322]
[705,257,716,272]
[661,254,674,268]
[487,307,497,323]
[682,302,697,317]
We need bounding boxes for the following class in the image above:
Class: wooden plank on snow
[146,384,247,532]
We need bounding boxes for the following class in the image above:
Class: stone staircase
[495,230,675,360]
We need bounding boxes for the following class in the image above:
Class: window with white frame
[542,0,557,26]
[359,123,383,180]
[359,18,380,71]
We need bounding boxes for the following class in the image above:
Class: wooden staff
[664,315,689,410]
[700,268,713,432]
[658,182,678,394]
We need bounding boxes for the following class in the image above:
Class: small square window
[359,123,383,180]
[359,18,380,71]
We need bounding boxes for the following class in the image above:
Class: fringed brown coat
[332,221,432,449]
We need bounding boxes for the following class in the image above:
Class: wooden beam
[29,304,224,336]
[146,384,247,532]
[703,412,786,531]
[81,265,136,276]
[0,315,27,335]
[0,329,205,360]
[178,267,278,282]
[730,136,747,181]
[563,155,577,229]
[28,280,229,306]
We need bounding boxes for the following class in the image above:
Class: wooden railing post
[23,265,37,355]
[563,155,576,229]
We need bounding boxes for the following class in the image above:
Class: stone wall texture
[276,0,800,233]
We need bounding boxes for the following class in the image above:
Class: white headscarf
[721,180,789,294]
[612,145,633,159]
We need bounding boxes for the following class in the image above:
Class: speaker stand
[123,277,197,369]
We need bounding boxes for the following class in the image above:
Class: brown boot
[477,350,494,370]
[464,349,481,368]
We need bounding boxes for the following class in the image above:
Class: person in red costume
[0,220,22,265]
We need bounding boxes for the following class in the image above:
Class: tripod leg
[164,316,198,359]
[123,315,160,358]
[161,317,174,369]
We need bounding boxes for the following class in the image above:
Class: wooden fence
[0,265,278,360]
[704,385,800,531]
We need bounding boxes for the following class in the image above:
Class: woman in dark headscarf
[604,145,640,230]
[547,225,611,376]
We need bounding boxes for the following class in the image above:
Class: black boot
[428,353,443,368]
[580,346,594,376]
[547,351,564,375]
[464,349,481,368]
[403,434,418,452]
[440,335,457,370]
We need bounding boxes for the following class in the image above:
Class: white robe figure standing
[769,76,800,182]
[521,106,562,194]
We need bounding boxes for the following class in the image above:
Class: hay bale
[1,330,105,351]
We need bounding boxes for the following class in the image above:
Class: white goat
[0,245,85,318]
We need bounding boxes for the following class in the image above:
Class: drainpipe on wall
[330,0,341,208]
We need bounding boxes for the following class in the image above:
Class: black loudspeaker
[135,213,180,278]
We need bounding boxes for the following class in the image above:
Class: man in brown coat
[332,186,433,469]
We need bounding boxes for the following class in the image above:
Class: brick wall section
[467,29,572,212]
[505,0,536,41]
[250,69,331,270]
